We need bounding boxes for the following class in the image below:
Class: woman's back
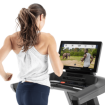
[11,32,51,87]
[12,31,49,56]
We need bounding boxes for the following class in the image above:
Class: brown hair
[15,3,46,52]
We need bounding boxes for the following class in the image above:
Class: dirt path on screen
[61,60,94,68]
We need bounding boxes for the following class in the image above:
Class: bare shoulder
[9,32,17,41]
[10,31,20,39]
[46,33,55,39]
[45,33,56,43]
[44,32,51,40]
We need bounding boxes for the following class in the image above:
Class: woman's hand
[3,72,13,81]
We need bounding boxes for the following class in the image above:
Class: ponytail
[15,3,46,52]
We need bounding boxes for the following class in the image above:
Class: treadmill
[50,41,104,105]
[10,41,105,105]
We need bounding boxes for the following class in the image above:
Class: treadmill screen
[60,44,98,69]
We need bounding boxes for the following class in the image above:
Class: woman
[14,3,50,105]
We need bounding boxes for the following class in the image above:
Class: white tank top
[83,53,91,67]
[16,46,51,87]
